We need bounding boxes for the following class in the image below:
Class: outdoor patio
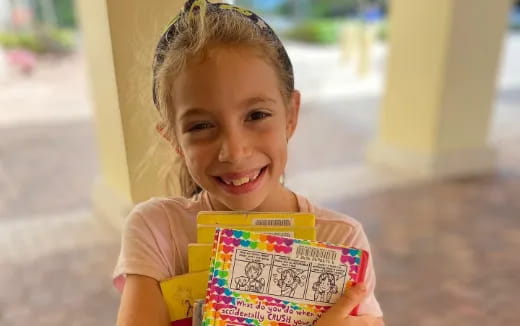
[0,25,519,326]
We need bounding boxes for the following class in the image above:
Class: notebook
[160,270,209,326]
[202,228,369,326]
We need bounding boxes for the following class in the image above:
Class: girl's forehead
[183,44,266,75]
[173,45,283,116]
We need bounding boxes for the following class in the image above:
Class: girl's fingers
[325,283,368,318]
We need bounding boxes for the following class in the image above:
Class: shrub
[285,19,347,44]
[0,28,75,54]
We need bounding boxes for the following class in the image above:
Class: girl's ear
[156,122,170,141]
[176,145,184,157]
[157,122,184,156]
[286,90,301,140]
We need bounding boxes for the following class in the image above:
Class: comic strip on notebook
[203,228,369,326]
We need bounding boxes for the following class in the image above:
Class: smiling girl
[113,1,383,325]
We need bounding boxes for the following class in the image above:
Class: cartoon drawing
[233,262,265,293]
[312,272,338,303]
[176,286,194,317]
[273,268,306,297]
[184,299,193,317]
[233,276,250,291]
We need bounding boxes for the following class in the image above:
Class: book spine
[197,212,316,227]
[202,228,222,325]
[351,249,370,316]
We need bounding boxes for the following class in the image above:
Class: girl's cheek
[261,118,287,136]
[182,137,215,157]
[182,146,209,176]
[256,123,288,150]
[181,133,215,147]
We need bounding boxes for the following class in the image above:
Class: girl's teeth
[232,177,250,186]
[252,169,261,180]
[224,169,262,186]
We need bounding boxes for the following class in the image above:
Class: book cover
[160,270,209,325]
[188,243,213,272]
[197,225,316,244]
[197,211,315,228]
[202,229,369,326]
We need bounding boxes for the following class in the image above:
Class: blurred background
[0,0,519,325]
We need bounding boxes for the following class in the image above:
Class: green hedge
[377,21,388,42]
[285,19,347,44]
[285,19,388,44]
[0,28,75,54]
[0,32,43,52]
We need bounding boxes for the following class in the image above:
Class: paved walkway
[0,34,519,325]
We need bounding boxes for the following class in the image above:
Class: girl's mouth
[214,165,268,195]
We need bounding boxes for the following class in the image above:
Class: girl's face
[318,277,332,291]
[246,266,261,279]
[172,44,300,211]
[282,272,295,286]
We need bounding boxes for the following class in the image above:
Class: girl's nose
[218,131,252,163]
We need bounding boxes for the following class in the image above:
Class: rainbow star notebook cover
[202,229,369,326]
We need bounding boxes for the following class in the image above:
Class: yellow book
[197,211,315,227]
[196,225,316,244]
[187,243,213,272]
[159,270,209,325]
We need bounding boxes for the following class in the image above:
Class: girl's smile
[213,165,269,195]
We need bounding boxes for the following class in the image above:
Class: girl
[233,262,265,293]
[114,1,384,325]
[274,268,306,298]
[313,272,339,303]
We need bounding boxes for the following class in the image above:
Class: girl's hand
[315,283,384,326]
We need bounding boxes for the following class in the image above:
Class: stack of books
[160,211,317,326]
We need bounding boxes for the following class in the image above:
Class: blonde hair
[153,3,294,198]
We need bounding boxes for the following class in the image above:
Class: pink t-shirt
[113,191,383,316]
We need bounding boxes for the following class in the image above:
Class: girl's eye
[246,111,271,121]
[187,122,213,132]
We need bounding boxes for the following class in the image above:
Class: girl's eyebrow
[240,96,276,107]
[179,107,209,121]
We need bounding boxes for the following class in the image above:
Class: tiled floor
[1,35,519,325]
[332,168,520,325]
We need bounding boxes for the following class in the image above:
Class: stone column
[368,0,511,178]
[76,0,184,230]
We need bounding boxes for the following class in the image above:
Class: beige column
[76,0,184,230]
[368,0,511,178]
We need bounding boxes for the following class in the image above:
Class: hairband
[151,0,294,110]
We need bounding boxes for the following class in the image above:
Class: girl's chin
[215,193,267,211]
